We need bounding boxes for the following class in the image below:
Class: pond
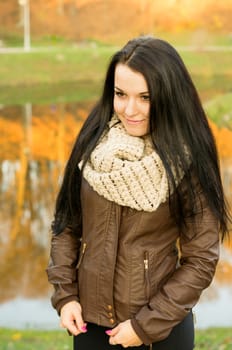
[0,93,231,330]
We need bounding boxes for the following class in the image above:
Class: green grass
[156,30,232,47]
[0,328,72,350]
[2,30,232,48]
[0,46,116,86]
[0,45,116,104]
[195,328,232,350]
[0,80,101,105]
[204,92,232,128]
[0,327,231,350]
[0,45,231,86]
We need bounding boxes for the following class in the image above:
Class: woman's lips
[126,118,144,124]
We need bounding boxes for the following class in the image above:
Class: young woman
[47,36,230,350]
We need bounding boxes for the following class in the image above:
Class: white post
[19,0,31,51]
[24,0,30,51]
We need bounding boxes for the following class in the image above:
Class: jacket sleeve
[46,227,81,314]
[131,179,220,345]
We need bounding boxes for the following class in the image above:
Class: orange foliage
[0,117,24,160]
[0,111,232,161]
[32,113,83,160]
[209,120,232,158]
[0,108,86,161]
[1,0,232,42]
[215,259,232,284]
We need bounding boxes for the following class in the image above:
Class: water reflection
[194,283,232,329]
[0,103,89,303]
[0,102,231,329]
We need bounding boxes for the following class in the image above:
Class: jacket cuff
[131,318,153,346]
[55,296,80,315]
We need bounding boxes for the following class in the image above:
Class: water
[0,298,59,330]
[194,285,232,329]
[0,101,231,330]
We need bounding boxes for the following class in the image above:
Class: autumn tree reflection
[0,103,87,302]
[0,102,231,303]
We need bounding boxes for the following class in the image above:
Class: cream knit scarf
[81,116,179,212]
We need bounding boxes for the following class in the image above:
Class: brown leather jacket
[47,177,219,344]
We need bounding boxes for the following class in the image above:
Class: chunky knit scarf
[81,116,175,212]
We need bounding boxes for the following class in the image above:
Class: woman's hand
[106,319,143,347]
[60,301,87,336]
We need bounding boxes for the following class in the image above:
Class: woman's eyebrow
[114,86,149,95]
[114,86,123,91]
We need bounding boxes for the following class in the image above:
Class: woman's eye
[141,95,150,101]
[115,91,125,97]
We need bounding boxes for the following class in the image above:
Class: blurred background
[0,0,232,342]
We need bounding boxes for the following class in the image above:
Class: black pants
[74,312,194,350]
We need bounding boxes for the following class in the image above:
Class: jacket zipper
[76,242,87,269]
[144,251,151,301]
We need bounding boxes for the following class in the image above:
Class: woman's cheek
[114,99,124,114]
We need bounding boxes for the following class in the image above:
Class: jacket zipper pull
[144,251,150,301]
[144,252,149,270]
[76,242,87,269]
[82,242,87,254]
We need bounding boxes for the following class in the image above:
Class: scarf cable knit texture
[82,115,180,212]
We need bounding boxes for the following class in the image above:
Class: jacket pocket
[144,251,151,301]
[76,242,87,269]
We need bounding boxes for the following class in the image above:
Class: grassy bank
[0,327,231,350]
[0,46,115,86]
[204,92,232,127]
[0,45,113,104]
[1,45,231,87]
[0,43,231,105]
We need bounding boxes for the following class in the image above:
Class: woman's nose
[125,98,137,116]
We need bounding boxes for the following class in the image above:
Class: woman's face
[113,63,150,137]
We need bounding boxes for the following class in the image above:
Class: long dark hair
[52,36,230,240]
